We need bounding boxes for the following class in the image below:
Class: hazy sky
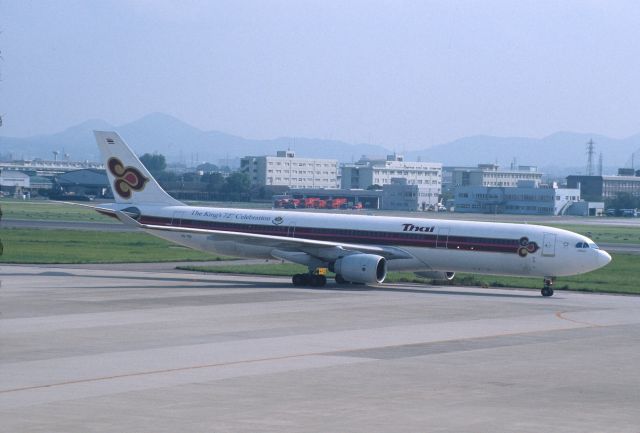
[2,0,640,149]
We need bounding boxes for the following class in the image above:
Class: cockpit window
[575,242,589,248]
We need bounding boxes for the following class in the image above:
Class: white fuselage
[112,203,611,278]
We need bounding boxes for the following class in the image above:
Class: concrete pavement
[1,264,639,432]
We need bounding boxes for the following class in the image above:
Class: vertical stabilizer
[94,131,182,205]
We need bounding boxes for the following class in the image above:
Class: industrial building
[380,178,440,211]
[0,170,30,196]
[453,181,581,215]
[0,170,53,197]
[241,150,339,189]
[567,171,640,201]
[53,169,111,199]
[449,164,543,188]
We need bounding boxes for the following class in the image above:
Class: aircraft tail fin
[94,131,182,206]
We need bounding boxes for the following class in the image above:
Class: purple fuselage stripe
[139,215,522,255]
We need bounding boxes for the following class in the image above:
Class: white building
[451,164,543,188]
[0,170,30,189]
[341,154,442,205]
[240,150,339,189]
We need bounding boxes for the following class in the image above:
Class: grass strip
[540,223,640,245]
[0,200,115,223]
[0,228,230,263]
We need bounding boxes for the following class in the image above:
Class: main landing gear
[292,269,327,287]
[541,277,554,297]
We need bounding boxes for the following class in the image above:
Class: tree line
[140,153,251,201]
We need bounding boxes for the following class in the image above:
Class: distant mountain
[407,131,640,173]
[0,119,115,162]
[0,113,390,164]
[2,113,638,172]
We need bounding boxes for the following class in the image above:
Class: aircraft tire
[292,274,306,286]
[541,287,554,297]
[335,274,347,284]
[310,275,327,287]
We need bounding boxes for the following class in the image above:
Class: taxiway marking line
[555,310,603,328]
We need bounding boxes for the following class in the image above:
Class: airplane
[90,131,611,297]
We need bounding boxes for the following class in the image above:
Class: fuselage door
[436,227,450,248]
[542,233,556,257]
[171,211,185,227]
[287,222,297,238]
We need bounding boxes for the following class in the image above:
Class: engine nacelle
[414,271,455,281]
[332,254,387,284]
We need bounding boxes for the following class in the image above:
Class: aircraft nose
[597,250,612,268]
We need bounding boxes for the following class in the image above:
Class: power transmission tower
[586,139,595,176]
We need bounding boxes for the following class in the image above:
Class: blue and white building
[453,181,581,215]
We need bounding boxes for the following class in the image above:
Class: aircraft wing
[115,211,413,261]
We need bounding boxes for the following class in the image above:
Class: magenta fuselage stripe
[139,215,523,255]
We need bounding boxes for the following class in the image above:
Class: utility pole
[586,139,595,176]
[598,152,603,176]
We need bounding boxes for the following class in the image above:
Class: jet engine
[332,254,387,284]
[414,271,455,281]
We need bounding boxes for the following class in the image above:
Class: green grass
[542,224,640,245]
[0,199,271,222]
[180,252,640,295]
[0,228,229,263]
[0,199,115,223]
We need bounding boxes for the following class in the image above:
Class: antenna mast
[598,152,603,176]
[586,139,595,176]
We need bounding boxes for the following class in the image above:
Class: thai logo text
[107,157,149,199]
[402,223,435,233]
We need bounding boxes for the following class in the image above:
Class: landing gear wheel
[541,277,554,297]
[292,274,305,286]
[335,274,347,284]
[310,275,327,287]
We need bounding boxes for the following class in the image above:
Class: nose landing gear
[541,277,554,297]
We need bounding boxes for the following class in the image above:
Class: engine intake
[414,271,455,281]
[332,254,387,284]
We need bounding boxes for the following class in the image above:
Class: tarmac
[1,264,640,432]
